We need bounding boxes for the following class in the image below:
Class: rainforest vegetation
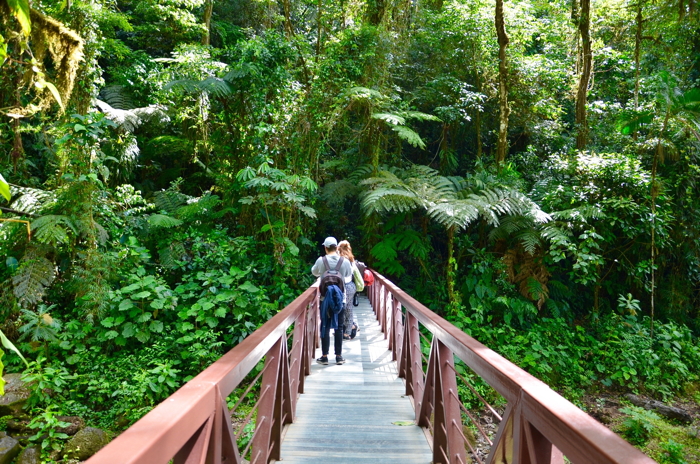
[1,0,699,461]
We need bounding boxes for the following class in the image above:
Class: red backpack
[363,269,374,286]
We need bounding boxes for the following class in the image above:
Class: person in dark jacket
[311,237,352,365]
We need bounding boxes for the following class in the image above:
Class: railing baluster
[173,413,213,464]
[252,339,284,463]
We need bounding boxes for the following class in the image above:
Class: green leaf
[239,281,260,293]
[0,173,10,201]
[132,291,152,300]
[150,320,164,333]
[0,329,27,366]
[122,323,135,338]
[0,35,7,66]
[7,0,31,37]
[45,81,64,111]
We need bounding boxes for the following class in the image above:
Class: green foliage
[27,406,71,456]
[660,439,688,464]
[620,406,660,446]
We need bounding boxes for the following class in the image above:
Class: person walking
[311,237,353,365]
[337,240,364,340]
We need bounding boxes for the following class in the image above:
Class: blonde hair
[337,240,355,262]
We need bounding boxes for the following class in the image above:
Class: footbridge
[86,271,656,464]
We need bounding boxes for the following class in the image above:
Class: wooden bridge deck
[278,296,433,463]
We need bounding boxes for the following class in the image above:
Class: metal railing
[368,271,657,464]
[87,285,320,464]
[87,270,657,464]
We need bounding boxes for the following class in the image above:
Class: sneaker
[335,356,346,365]
[316,356,328,365]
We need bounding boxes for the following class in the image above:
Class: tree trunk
[283,0,293,38]
[446,225,457,313]
[366,0,386,26]
[474,57,483,159]
[575,0,592,150]
[495,0,510,168]
[201,0,213,45]
[316,0,322,55]
[634,1,643,111]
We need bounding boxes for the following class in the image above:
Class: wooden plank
[279,298,432,463]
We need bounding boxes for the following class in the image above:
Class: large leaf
[1,330,27,365]
[0,173,10,201]
[7,0,31,37]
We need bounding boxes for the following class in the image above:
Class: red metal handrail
[368,271,657,464]
[87,284,320,464]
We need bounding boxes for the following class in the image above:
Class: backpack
[320,256,345,296]
[363,269,374,286]
[355,261,367,275]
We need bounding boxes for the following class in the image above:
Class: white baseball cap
[322,237,338,247]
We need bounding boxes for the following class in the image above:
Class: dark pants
[321,309,345,356]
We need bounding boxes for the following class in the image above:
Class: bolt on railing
[368,270,657,464]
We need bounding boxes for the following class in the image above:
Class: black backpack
[320,256,345,295]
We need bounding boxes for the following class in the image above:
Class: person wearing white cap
[311,236,353,365]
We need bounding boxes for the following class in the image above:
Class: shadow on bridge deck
[279,296,433,463]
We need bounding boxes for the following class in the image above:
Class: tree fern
[321,180,359,208]
[31,215,76,246]
[159,241,188,269]
[10,186,55,215]
[99,85,136,110]
[391,125,426,149]
[147,214,183,228]
[12,249,55,306]
[154,189,187,213]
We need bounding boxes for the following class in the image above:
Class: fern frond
[31,215,77,246]
[321,180,359,208]
[12,250,55,306]
[400,110,442,122]
[372,112,406,125]
[391,125,426,149]
[159,241,188,269]
[514,229,543,255]
[175,194,220,220]
[148,214,183,228]
[99,85,136,110]
[154,190,187,213]
[10,186,55,215]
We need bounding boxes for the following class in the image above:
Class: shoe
[335,356,346,365]
[316,356,328,365]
